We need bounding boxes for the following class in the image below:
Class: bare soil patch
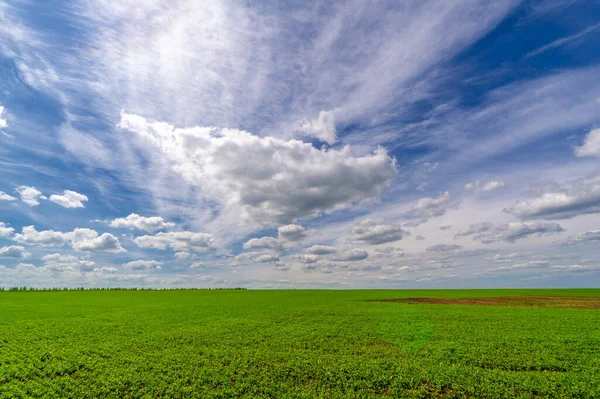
[370,296,600,309]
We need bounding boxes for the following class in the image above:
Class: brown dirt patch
[370,296,600,309]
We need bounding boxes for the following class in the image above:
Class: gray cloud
[0,245,31,259]
[277,224,308,242]
[120,113,397,225]
[243,237,283,252]
[426,244,462,253]
[406,192,458,219]
[347,219,409,245]
[562,230,600,246]
[504,176,600,220]
[331,249,368,262]
[457,222,564,244]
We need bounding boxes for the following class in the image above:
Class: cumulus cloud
[426,244,462,252]
[504,177,600,220]
[72,232,125,253]
[440,225,452,231]
[174,252,195,260]
[0,191,17,201]
[119,113,396,224]
[294,254,320,264]
[305,245,338,255]
[15,186,46,207]
[562,230,600,246]
[133,231,214,252]
[109,213,175,232]
[243,237,283,251]
[298,110,337,144]
[406,192,457,219]
[48,190,88,208]
[42,253,96,272]
[457,222,564,244]
[415,235,426,241]
[347,219,409,245]
[277,224,308,242]
[0,222,15,238]
[255,253,280,263]
[123,260,163,270]
[13,226,125,253]
[455,222,494,238]
[0,245,31,259]
[465,180,505,192]
[331,249,368,262]
[373,247,405,256]
[575,128,600,157]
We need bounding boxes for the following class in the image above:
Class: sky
[1,0,600,289]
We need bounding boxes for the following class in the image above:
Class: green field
[1,289,599,398]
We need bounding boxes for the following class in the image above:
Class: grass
[1,289,599,398]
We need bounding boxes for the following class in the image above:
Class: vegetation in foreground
[1,289,599,398]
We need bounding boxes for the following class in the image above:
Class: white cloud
[243,237,283,251]
[0,105,6,129]
[189,261,203,269]
[575,128,600,157]
[491,260,549,272]
[109,213,175,232]
[133,231,214,252]
[277,225,308,242]
[123,260,162,270]
[482,181,505,192]
[465,180,505,192]
[48,190,88,208]
[174,252,194,260]
[456,222,564,244]
[15,186,46,207]
[119,113,396,224]
[504,177,600,220]
[13,226,125,253]
[0,191,17,201]
[347,219,409,245]
[0,222,14,238]
[13,226,71,246]
[305,245,338,255]
[41,253,96,272]
[298,110,337,144]
[0,245,31,259]
[72,232,125,253]
[406,192,457,219]
[331,249,368,262]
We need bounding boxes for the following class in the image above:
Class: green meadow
[1,289,599,398]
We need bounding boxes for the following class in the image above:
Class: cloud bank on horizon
[0,0,599,288]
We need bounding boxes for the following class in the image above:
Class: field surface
[1,289,599,398]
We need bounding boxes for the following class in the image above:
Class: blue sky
[1,0,600,288]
